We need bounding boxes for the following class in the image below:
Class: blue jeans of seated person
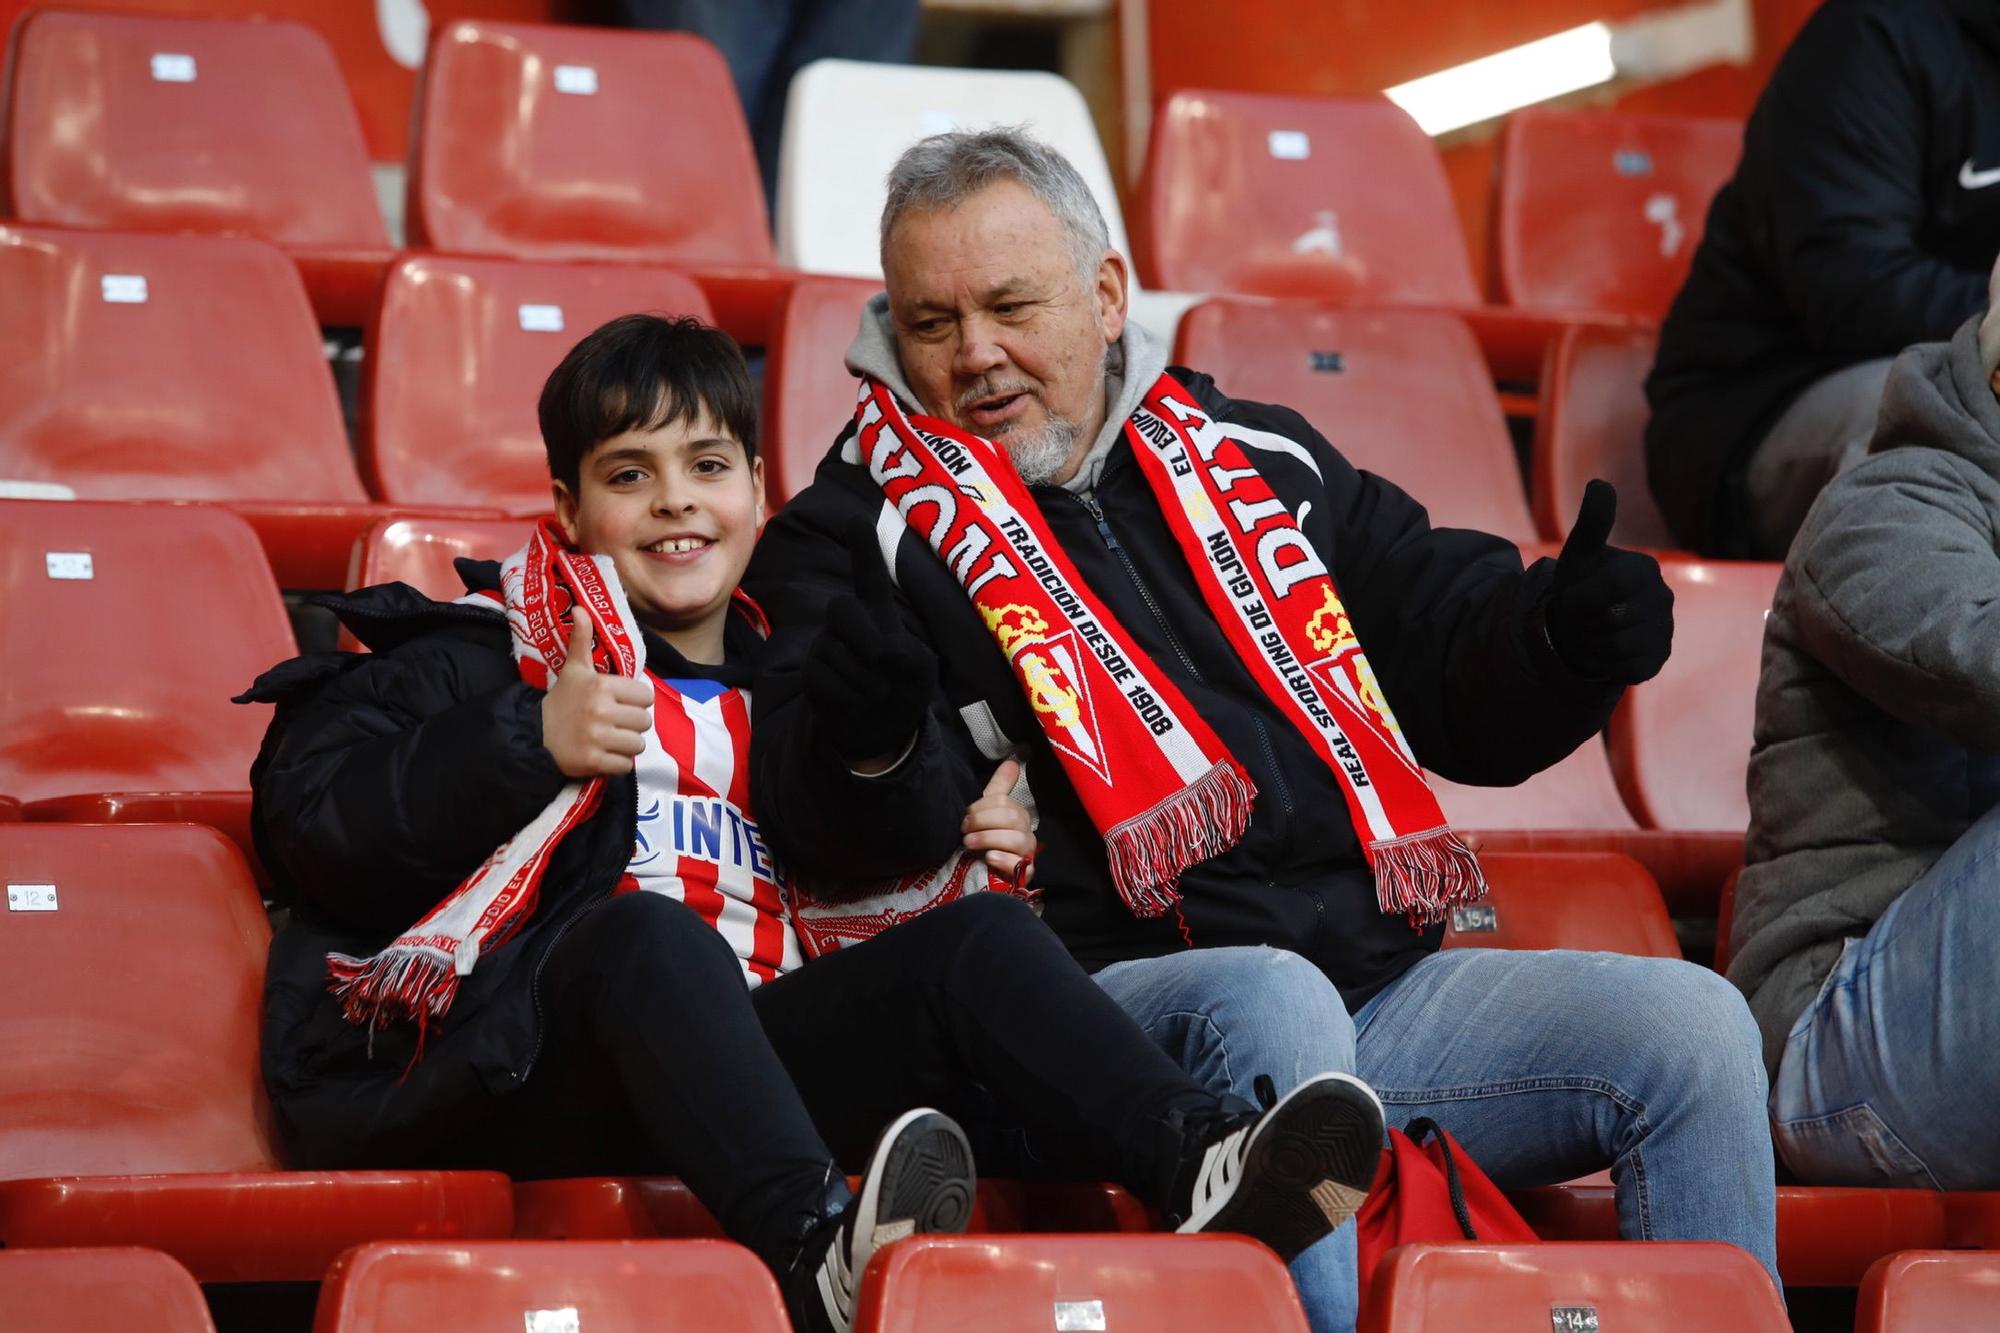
[1095,946,1778,1333]
[1771,799,2000,1189]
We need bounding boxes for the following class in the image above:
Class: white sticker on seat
[101,274,148,304]
[518,304,565,333]
[150,52,196,83]
[45,552,93,580]
[553,64,598,95]
[522,1309,579,1333]
[1054,1301,1107,1331]
[1268,129,1311,160]
[7,885,58,912]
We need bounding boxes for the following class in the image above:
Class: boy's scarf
[324,517,644,1046]
[854,373,1485,923]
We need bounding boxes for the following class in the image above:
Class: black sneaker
[798,1106,976,1333]
[1173,1072,1385,1262]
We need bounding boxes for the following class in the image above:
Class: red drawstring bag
[1356,1117,1539,1291]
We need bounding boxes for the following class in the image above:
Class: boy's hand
[961,759,1036,886]
[540,615,654,778]
[803,522,938,771]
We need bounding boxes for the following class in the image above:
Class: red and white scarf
[325,518,644,1043]
[855,373,1485,924]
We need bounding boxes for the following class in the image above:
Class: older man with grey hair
[745,128,1776,1329]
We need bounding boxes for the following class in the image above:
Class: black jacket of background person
[237,570,758,1169]
[746,368,1621,1012]
[1645,0,2000,555]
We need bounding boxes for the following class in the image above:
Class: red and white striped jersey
[620,672,804,988]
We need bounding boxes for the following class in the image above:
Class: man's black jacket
[239,571,753,1168]
[1646,0,2000,555]
[745,367,1621,1011]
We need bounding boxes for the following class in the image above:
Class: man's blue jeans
[1770,800,2000,1188]
[1096,945,1778,1333]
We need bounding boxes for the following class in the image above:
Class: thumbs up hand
[961,758,1037,886]
[802,521,939,770]
[539,613,655,777]
[1543,480,1674,685]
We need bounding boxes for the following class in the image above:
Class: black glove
[802,521,939,766]
[1542,480,1674,685]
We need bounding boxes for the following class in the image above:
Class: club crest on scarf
[980,601,1111,781]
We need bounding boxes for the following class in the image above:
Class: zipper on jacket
[1063,488,1296,819]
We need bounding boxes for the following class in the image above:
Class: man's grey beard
[1003,414,1082,486]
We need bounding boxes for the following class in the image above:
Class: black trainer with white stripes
[1168,1071,1387,1262]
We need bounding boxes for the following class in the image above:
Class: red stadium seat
[348,514,540,596]
[22,791,263,890]
[1610,560,1781,832]
[361,254,713,513]
[0,795,18,821]
[1511,1183,1950,1288]
[313,1239,789,1333]
[0,225,443,585]
[1495,109,1741,320]
[1173,299,1536,542]
[1138,91,1477,305]
[1532,323,1678,548]
[0,501,289,805]
[763,275,881,504]
[2,10,394,326]
[855,1235,1310,1333]
[513,1175,1153,1241]
[1857,1251,2000,1332]
[0,823,512,1281]
[0,1247,216,1333]
[1360,1241,1786,1331]
[1445,851,1680,957]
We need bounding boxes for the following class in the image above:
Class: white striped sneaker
[1174,1072,1386,1262]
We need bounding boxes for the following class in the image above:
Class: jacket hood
[844,289,1170,494]
[1871,314,2000,485]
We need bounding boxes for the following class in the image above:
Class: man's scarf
[853,373,1485,924]
[325,517,644,1045]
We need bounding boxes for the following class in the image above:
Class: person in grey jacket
[1735,260,2000,1187]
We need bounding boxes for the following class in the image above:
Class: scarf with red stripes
[854,373,1485,924]
[325,518,644,1046]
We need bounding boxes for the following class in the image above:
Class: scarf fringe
[326,941,464,1034]
[1104,760,1257,916]
[1369,828,1487,926]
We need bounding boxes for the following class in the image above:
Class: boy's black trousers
[431,889,1227,1268]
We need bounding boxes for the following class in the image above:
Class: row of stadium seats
[2,818,1997,1326]
[0,222,1673,578]
[1,8,1738,334]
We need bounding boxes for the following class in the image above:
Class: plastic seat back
[0,225,364,501]
[408,21,769,265]
[0,1247,216,1332]
[1611,560,1781,832]
[776,59,1130,279]
[763,275,880,503]
[1175,299,1535,542]
[1532,323,1676,548]
[1139,91,1477,305]
[3,10,387,254]
[313,1239,789,1333]
[349,515,539,597]
[1857,1251,2000,1332]
[0,823,276,1178]
[361,254,713,512]
[1445,851,1679,957]
[0,500,295,804]
[1362,1242,1787,1332]
[856,1234,1310,1333]
[1496,109,1741,319]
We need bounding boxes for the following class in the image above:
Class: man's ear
[1095,249,1129,347]
[551,479,581,546]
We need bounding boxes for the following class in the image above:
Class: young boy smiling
[244,314,1385,1333]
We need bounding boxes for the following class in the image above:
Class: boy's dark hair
[538,313,759,489]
